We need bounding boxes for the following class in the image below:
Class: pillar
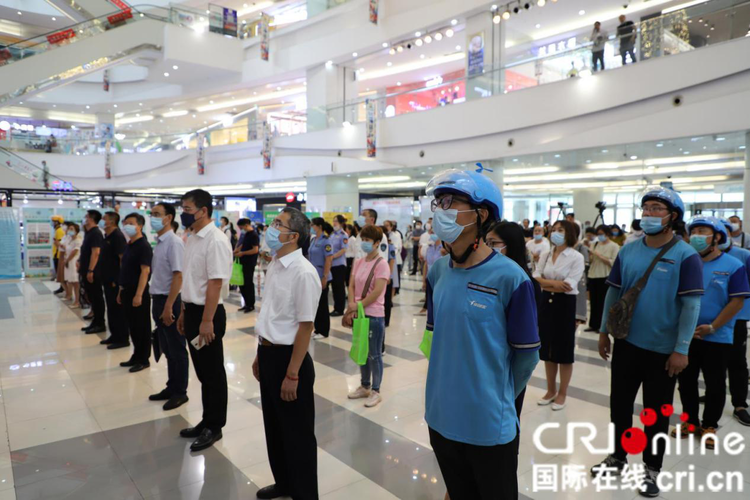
[306,175,359,215]
[464,9,505,102]
[573,188,605,228]
[306,63,359,131]
[743,131,750,225]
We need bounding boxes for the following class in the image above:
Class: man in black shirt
[100,211,130,349]
[617,14,637,64]
[117,213,153,373]
[79,210,106,333]
[234,218,259,313]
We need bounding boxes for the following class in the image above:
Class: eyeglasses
[271,220,295,231]
[641,205,669,215]
[431,194,471,212]
[485,238,504,248]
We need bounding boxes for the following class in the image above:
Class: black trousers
[330,265,347,313]
[592,50,605,71]
[611,339,676,470]
[82,274,105,327]
[411,246,419,274]
[429,427,518,500]
[313,284,329,336]
[259,346,318,499]
[621,46,637,64]
[103,281,129,344]
[678,338,732,429]
[184,302,228,432]
[152,294,188,397]
[345,257,354,287]
[240,261,256,309]
[121,286,152,364]
[729,320,749,409]
[384,282,393,327]
[588,278,608,331]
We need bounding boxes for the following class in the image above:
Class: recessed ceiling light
[579,10,585,16]
[172,65,178,70]
[52,17,56,21]
[382,42,389,48]
[455,45,461,51]
[630,155,638,160]
[386,62,392,67]
[52,104,56,107]
[446,29,454,38]
[415,39,423,46]
[139,103,143,106]
[352,52,358,57]
[535,24,541,29]
[192,114,196,118]
[424,35,432,43]
[554,154,561,158]
[451,19,457,26]
[434,32,443,41]
[415,31,421,37]
[113,104,118,108]
[210,100,214,104]
[397,81,402,86]
[656,143,664,147]
[85,105,90,109]
[17,11,21,15]
[163,72,169,77]
[420,54,425,59]
[276,86,281,91]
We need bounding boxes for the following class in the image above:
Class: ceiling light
[656,143,664,147]
[420,54,425,59]
[535,23,541,29]
[388,48,396,55]
[434,32,443,41]
[382,42,389,48]
[425,35,433,43]
[342,121,352,128]
[397,46,404,52]
[85,105,90,109]
[325,60,333,68]
[397,82,401,86]
[52,17,56,21]
[446,28,454,37]
[116,115,154,125]
[113,104,117,108]
[386,62,392,67]
[451,19,458,26]
[415,38,423,46]
[601,149,608,153]
[163,110,188,118]
[276,86,281,91]
[164,72,170,77]
[502,10,511,20]
[579,10,586,15]
[192,114,196,118]
[504,166,560,175]
[352,52,358,57]
[17,11,21,15]
[630,155,638,160]
[172,65,179,70]
[455,45,461,50]
[359,176,411,184]
[493,14,501,24]
[415,31,421,37]
[491,4,498,10]
[359,67,365,72]
[537,0,546,6]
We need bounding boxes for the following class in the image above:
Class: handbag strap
[638,237,679,286]
[361,257,383,301]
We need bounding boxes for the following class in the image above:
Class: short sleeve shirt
[119,236,153,288]
[606,238,704,355]
[308,235,334,280]
[240,230,260,268]
[425,252,539,446]
[101,229,127,284]
[727,245,750,320]
[698,253,750,344]
[151,230,184,295]
[330,229,348,267]
[352,257,391,317]
[79,227,104,276]
[182,223,233,305]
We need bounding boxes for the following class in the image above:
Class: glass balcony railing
[0,146,75,189]
[239,0,352,40]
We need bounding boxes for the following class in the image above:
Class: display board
[0,208,22,279]
[246,211,264,224]
[264,210,281,226]
[361,198,414,231]
[22,207,54,277]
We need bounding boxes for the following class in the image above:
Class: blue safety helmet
[640,185,685,222]
[426,168,503,221]
[688,215,728,246]
[718,217,733,233]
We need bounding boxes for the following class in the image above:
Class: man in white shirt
[729,216,750,249]
[385,220,402,291]
[253,207,321,500]
[176,189,233,452]
[356,208,388,260]
[566,213,584,241]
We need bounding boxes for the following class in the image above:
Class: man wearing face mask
[99,211,129,349]
[234,219,259,313]
[79,210,107,333]
[592,187,703,498]
[422,168,539,499]
[728,215,750,250]
[672,216,748,450]
[177,189,233,452]
[117,213,153,373]
[410,220,424,275]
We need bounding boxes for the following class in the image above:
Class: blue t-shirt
[425,252,539,446]
[330,229,348,267]
[308,235,333,280]
[698,253,750,344]
[425,243,443,268]
[727,245,750,321]
[606,238,703,355]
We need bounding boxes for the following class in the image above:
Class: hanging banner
[104,140,112,179]
[197,132,206,175]
[468,31,485,77]
[262,121,272,169]
[103,70,110,92]
[22,207,54,278]
[0,208,22,279]
[260,13,271,61]
[369,0,379,24]
[46,29,76,45]
[366,98,377,158]
[222,7,238,37]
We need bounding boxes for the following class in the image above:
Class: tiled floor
[0,277,748,499]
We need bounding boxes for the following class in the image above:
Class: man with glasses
[592,187,703,498]
[253,208,321,500]
[176,189,233,451]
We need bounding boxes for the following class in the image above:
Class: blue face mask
[533,233,543,241]
[151,216,165,232]
[597,235,607,243]
[429,233,438,242]
[641,216,667,235]
[123,224,137,237]
[98,220,105,229]
[240,229,246,236]
[551,232,566,247]
[357,215,367,226]
[361,241,374,254]
[265,226,294,252]
[690,234,711,253]
[432,208,476,244]
[67,230,76,237]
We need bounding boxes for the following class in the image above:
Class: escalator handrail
[0,145,76,189]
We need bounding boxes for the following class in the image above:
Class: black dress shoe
[83,313,94,320]
[129,363,150,373]
[256,485,289,499]
[330,311,344,317]
[163,395,189,411]
[244,306,255,313]
[149,389,171,401]
[100,337,114,345]
[584,327,597,332]
[85,325,106,334]
[81,324,93,332]
[120,359,137,367]
[190,428,222,452]
[180,425,205,438]
[107,342,130,350]
[54,287,64,294]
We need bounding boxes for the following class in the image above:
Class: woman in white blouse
[63,223,83,308]
[532,220,585,411]
[526,225,550,272]
[344,223,359,287]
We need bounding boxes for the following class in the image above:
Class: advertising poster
[246,211,263,224]
[197,133,206,175]
[208,4,224,35]
[105,139,112,179]
[260,13,271,61]
[103,69,110,92]
[261,121,272,169]
[222,7,238,37]
[322,211,351,225]
[369,0,379,24]
[468,31,485,77]
[55,208,87,225]
[22,207,54,277]
[366,99,377,158]
[0,208,22,279]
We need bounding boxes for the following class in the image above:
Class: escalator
[0,146,75,190]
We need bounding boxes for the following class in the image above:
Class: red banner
[108,9,133,25]
[46,29,76,45]
[110,0,130,10]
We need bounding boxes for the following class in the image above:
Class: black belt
[259,337,290,347]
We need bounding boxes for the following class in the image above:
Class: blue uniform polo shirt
[308,235,333,280]
[330,229,347,267]
[606,238,704,355]
[727,245,750,321]
[425,252,539,446]
[698,253,750,344]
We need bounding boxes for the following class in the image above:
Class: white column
[306,64,358,131]
[744,131,750,225]
[573,188,605,228]
[306,175,359,215]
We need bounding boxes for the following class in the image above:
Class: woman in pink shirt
[345,224,391,408]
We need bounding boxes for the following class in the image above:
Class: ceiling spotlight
[537,0,546,6]
[446,28,454,37]
[415,38,423,46]
[85,105,90,109]
[579,10,586,16]
[352,51,358,57]
[455,44,461,51]
[172,65,178,70]
[52,16,57,21]
[396,82,402,86]
[513,5,521,14]
[415,31,421,37]
[424,35,432,43]
[397,45,404,52]
[493,14,501,24]
[388,48,396,55]
[420,54,425,59]
[386,62,392,67]
[17,11,21,15]
[382,42,389,48]
[325,60,333,68]
[502,10,511,20]
[535,23,541,28]
[164,72,170,77]
[434,32,443,41]
[491,4,498,10]
[451,19,458,26]
[113,104,117,108]
[524,2,531,10]
[358,67,365,73]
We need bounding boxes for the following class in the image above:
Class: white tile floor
[0,276,749,499]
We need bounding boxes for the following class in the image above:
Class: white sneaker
[311,333,325,340]
[348,386,371,400]
[364,391,382,408]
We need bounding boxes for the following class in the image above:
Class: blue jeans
[360,316,385,392]
[152,294,189,397]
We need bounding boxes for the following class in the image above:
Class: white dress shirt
[256,248,321,345]
[390,230,403,265]
[345,235,359,258]
[419,231,432,258]
[533,246,585,295]
[182,223,233,305]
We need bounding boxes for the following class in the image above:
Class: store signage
[260,13,271,61]
[425,76,444,88]
[537,37,577,57]
[46,29,76,45]
[467,31,484,77]
[285,192,295,203]
[107,10,133,25]
[109,0,130,10]
[369,0,379,24]
[51,180,74,191]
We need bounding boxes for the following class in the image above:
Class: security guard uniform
[309,233,334,337]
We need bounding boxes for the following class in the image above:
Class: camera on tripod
[595,201,607,212]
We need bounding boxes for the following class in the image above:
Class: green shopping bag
[230,259,244,286]
[419,329,433,359]
[349,302,369,366]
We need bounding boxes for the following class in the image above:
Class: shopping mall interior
[1,0,750,498]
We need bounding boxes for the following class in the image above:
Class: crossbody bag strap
[641,237,679,283]
[361,257,383,301]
